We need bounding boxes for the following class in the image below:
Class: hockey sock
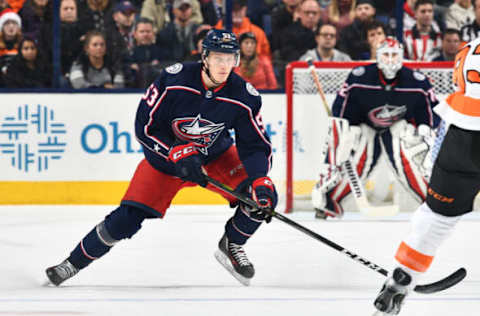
[68,205,152,269]
[225,205,263,245]
[394,202,462,285]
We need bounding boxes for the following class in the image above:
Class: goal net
[282,61,454,213]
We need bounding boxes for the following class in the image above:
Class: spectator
[446,0,474,30]
[77,0,114,34]
[320,0,356,34]
[140,0,203,34]
[0,9,22,77]
[404,0,442,61]
[40,0,86,76]
[404,0,443,31]
[6,0,25,12]
[0,0,12,14]
[271,0,301,51]
[186,25,210,61]
[18,0,51,39]
[360,20,387,60]
[337,0,377,60]
[434,28,461,61]
[373,0,394,25]
[300,23,351,61]
[69,30,125,89]
[109,1,137,53]
[234,32,277,90]
[200,0,222,26]
[215,0,271,59]
[460,0,480,42]
[124,17,162,88]
[4,36,51,87]
[156,0,199,65]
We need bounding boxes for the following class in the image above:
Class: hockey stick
[305,57,399,217]
[205,174,466,294]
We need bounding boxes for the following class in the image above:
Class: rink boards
[0,92,447,204]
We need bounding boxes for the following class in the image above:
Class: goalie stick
[305,57,399,217]
[205,174,467,294]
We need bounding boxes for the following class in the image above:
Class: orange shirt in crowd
[6,0,26,12]
[234,55,278,90]
[215,17,271,59]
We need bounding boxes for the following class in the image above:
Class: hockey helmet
[202,29,240,66]
[376,37,403,80]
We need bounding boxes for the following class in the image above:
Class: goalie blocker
[312,118,435,218]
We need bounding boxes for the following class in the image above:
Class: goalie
[312,37,440,219]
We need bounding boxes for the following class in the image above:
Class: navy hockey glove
[250,176,277,223]
[168,142,207,187]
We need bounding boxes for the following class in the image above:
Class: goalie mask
[376,37,403,80]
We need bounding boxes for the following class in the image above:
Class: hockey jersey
[135,62,272,178]
[435,37,480,130]
[332,63,439,130]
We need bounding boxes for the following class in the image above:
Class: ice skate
[373,268,412,315]
[214,233,254,286]
[45,259,79,286]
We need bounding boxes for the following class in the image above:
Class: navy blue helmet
[202,29,240,65]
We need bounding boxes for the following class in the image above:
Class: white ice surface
[0,205,479,316]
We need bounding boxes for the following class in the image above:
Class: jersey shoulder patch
[352,66,365,77]
[165,63,183,74]
[413,71,426,81]
[246,82,259,96]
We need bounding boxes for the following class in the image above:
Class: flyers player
[372,38,480,315]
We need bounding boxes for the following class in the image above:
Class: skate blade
[214,250,250,286]
[372,310,388,316]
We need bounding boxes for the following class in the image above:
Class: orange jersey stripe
[446,92,480,117]
[395,241,434,272]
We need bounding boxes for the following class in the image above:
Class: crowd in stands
[0,0,472,90]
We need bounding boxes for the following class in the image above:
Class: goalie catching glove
[249,176,277,223]
[168,142,207,187]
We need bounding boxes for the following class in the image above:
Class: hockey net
[282,61,455,213]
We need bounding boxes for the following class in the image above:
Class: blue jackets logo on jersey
[172,114,225,154]
[368,104,407,128]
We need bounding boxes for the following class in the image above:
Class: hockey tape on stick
[305,57,399,217]
[205,174,466,294]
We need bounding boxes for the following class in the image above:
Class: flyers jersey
[435,37,480,130]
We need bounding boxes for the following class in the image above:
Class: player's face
[206,51,236,83]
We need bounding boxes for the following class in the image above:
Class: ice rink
[1,205,479,316]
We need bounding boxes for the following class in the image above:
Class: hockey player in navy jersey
[312,37,440,219]
[45,29,277,286]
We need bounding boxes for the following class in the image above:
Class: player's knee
[103,205,152,241]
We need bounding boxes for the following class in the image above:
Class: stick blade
[414,267,466,294]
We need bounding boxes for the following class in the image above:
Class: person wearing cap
[111,0,137,52]
[337,0,378,60]
[234,32,277,90]
[140,0,203,34]
[215,0,271,59]
[156,0,199,64]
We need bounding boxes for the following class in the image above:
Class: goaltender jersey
[332,63,440,129]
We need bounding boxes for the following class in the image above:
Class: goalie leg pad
[312,123,379,216]
[383,121,433,203]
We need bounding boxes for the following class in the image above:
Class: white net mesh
[284,61,454,213]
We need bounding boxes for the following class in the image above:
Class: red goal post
[283,61,454,213]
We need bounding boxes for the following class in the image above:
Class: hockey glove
[168,142,207,187]
[250,176,277,223]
